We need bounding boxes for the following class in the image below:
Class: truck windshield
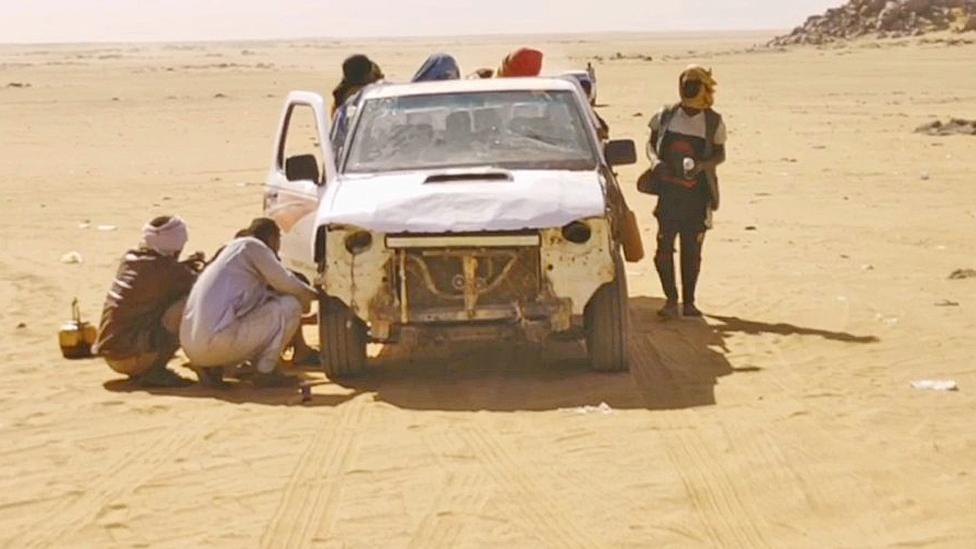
[342,90,598,173]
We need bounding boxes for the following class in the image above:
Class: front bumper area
[368,239,573,342]
[321,222,615,343]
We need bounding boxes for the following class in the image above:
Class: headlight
[344,231,373,255]
[561,221,592,244]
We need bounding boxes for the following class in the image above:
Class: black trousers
[654,217,705,305]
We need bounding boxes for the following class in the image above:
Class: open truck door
[264,91,336,282]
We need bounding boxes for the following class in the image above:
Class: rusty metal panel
[399,247,541,317]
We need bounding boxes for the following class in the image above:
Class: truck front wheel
[584,253,630,372]
[319,295,367,378]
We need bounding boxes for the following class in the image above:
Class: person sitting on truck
[180,218,318,388]
[93,216,200,388]
[647,65,727,320]
[497,48,543,77]
[330,55,385,159]
[412,53,461,82]
[331,54,384,116]
[468,68,494,79]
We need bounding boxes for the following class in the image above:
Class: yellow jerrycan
[621,208,645,263]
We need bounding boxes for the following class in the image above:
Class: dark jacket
[93,249,196,359]
[653,104,723,211]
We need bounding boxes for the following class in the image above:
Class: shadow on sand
[103,370,364,408]
[707,314,881,344]
[103,297,879,412]
[334,296,880,412]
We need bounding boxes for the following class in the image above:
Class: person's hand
[181,251,207,272]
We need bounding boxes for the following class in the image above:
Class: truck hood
[317,170,606,233]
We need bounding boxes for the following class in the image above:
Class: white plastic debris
[911,380,959,392]
[564,402,615,416]
[60,251,83,264]
[874,312,899,326]
[96,224,117,232]
[77,222,91,229]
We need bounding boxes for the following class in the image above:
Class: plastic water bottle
[683,157,696,178]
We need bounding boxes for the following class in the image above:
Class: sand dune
[1,32,975,547]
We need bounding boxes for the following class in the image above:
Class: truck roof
[360,77,579,100]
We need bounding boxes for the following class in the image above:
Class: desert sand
[1,31,975,547]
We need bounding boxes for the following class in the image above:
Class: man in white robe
[181,218,317,388]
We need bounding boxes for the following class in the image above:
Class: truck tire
[319,295,367,378]
[584,252,630,372]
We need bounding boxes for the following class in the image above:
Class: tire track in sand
[6,411,232,549]
[629,328,773,549]
[737,335,891,542]
[259,395,370,549]
[407,429,493,549]
[458,425,598,549]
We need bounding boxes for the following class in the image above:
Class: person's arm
[686,145,724,179]
[159,258,198,306]
[245,241,318,306]
[693,145,725,173]
[647,111,662,160]
[689,118,727,176]
[647,130,660,160]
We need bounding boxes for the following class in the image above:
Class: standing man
[180,218,317,388]
[647,65,726,319]
[93,216,199,387]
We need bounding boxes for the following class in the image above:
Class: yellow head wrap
[679,65,716,110]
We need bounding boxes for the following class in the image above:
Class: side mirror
[285,154,321,183]
[604,140,637,167]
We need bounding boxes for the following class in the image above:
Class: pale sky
[1,0,841,44]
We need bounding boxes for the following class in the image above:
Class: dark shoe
[139,367,194,389]
[196,366,229,389]
[657,301,679,320]
[683,303,703,318]
[292,351,321,368]
[253,371,300,389]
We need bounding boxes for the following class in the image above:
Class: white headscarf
[142,216,188,256]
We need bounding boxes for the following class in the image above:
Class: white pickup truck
[263,78,637,377]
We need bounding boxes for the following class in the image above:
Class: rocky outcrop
[770,0,976,46]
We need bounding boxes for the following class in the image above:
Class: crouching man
[93,216,199,388]
[180,218,317,388]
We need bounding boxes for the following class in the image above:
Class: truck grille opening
[400,247,541,313]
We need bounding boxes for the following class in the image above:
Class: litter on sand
[563,402,615,416]
[911,380,959,392]
[96,224,117,232]
[60,251,83,264]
